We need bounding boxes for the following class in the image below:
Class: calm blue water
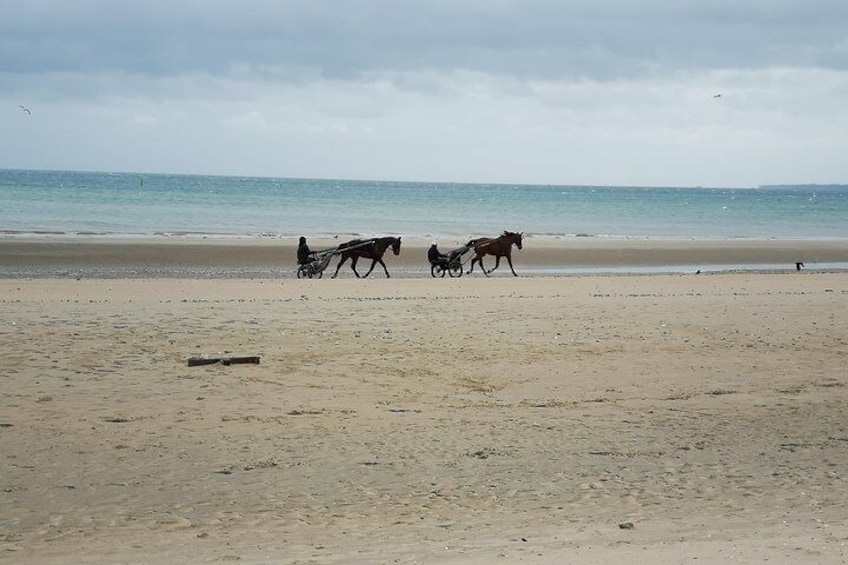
[1,169,846,240]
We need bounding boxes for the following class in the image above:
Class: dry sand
[1,239,848,563]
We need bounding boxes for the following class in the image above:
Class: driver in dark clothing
[297,236,316,265]
[428,242,447,265]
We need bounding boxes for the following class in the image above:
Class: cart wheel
[431,264,446,278]
[314,269,323,279]
[297,266,306,279]
[448,262,463,277]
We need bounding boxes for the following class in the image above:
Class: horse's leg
[506,253,518,276]
[374,258,390,278]
[332,254,348,278]
[359,258,377,278]
[479,256,490,277]
[488,255,502,274]
[467,255,481,274]
[350,256,362,278]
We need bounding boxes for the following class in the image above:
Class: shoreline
[1,234,847,278]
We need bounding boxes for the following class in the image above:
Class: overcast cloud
[2,0,847,186]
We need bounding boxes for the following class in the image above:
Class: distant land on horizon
[758,183,848,191]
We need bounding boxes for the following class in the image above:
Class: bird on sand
[19,105,31,116]
[795,262,804,272]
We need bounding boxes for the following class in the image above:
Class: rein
[473,234,516,251]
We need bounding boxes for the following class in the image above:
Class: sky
[2,0,847,187]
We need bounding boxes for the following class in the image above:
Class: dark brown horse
[466,231,523,276]
[332,236,402,278]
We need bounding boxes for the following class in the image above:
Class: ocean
[1,168,846,241]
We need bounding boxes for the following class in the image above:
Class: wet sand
[0,235,846,278]
[1,240,847,563]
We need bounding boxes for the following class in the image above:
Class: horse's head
[503,231,523,250]
[391,237,402,255]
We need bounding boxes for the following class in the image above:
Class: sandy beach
[2,238,848,563]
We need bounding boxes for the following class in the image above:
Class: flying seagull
[19,105,31,116]
[712,93,722,99]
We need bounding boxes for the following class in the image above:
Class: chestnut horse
[466,231,523,276]
[332,236,402,278]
